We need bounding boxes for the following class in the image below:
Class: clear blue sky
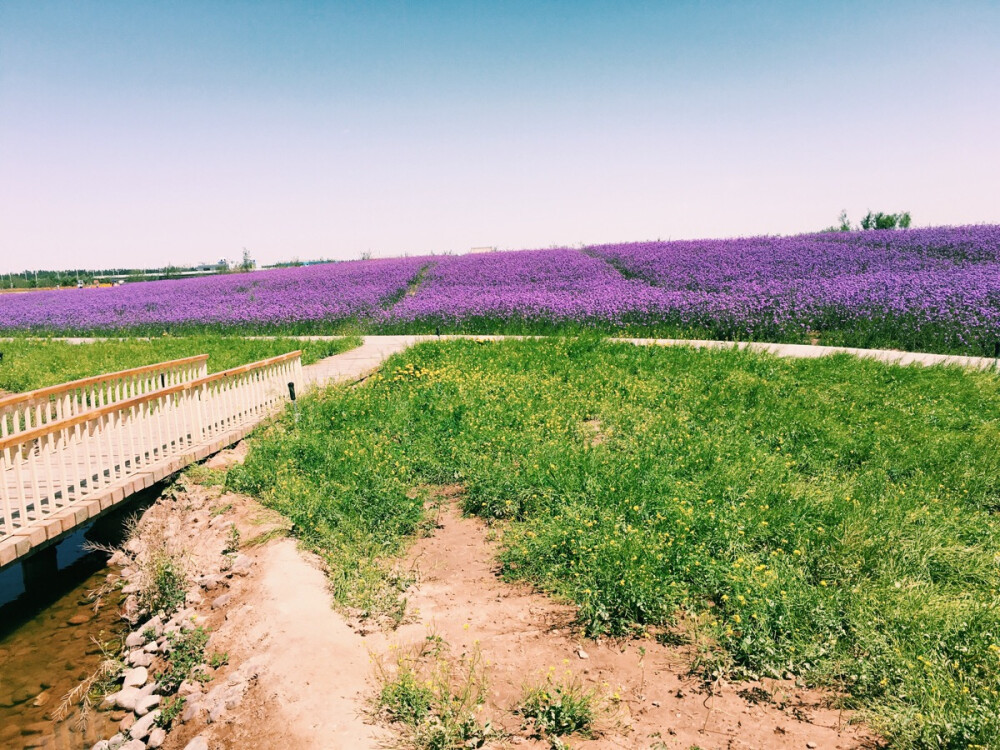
[1,1,998,272]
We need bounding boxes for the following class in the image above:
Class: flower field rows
[2,226,998,356]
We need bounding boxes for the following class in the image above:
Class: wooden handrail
[0,350,302,452]
[0,354,210,409]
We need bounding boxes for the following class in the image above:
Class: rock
[90,741,110,750]
[119,712,135,732]
[147,615,165,637]
[107,734,124,748]
[577,648,589,659]
[184,736,210,750]
[67,613,91,626]
[109,550,128,566]
[199,575,222,591]
[211,593,232,609]
[182,698,203,722]
[134,694,160,716]
[121,740,146,750]
[125,538,142,555]
[124,632,145,649]
[177,680,203,697]
[229,555,252,576]
[32,690,51,707]
[806,744,817,749]
[114,687,141,710]
[147,727,167,748]
[123,667,148,689]
[144,641,160,653]
[10,684,36,705]
[100,692,119,710]
[138,682,159,698]
[122,595,140,621]
[128,650,153,668]
[129,708,160,739]
[120,583,140,595]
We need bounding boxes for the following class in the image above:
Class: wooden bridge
[0,352,304,569]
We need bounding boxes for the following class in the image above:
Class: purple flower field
[1,226,998,355]
[0,257,426,331]
[588,225,1000,352]
[384,248,671,326]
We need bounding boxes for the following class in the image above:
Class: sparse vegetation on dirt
[371,635,497,750]
[232,337,1000,748]
[517,673,599,741]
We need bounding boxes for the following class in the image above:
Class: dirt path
[206,539,389,749]
[184,485,877,749]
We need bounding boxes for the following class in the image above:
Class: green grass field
[231,338,1000,748]
[0,335,360,393]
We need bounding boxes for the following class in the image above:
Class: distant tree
[240,248,256,271]
[860,210,912,230]
[821,209,853,233]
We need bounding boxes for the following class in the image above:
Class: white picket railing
[0,351,302,543]
[0,355,209,439]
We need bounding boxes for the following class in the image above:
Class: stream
[0,491,157,750]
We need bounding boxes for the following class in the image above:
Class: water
[0,491,157,750]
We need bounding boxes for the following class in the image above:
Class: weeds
[209,502,233,516]
[518,674,598,740]
[142,553,187,615]
[156,695,186,729]
[56,637,124,728]
[371,635,498,749]
[187,465,228,488]
[156,626,210,693]
[223,523,241,556]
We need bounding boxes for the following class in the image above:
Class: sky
[1,1,999,273]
